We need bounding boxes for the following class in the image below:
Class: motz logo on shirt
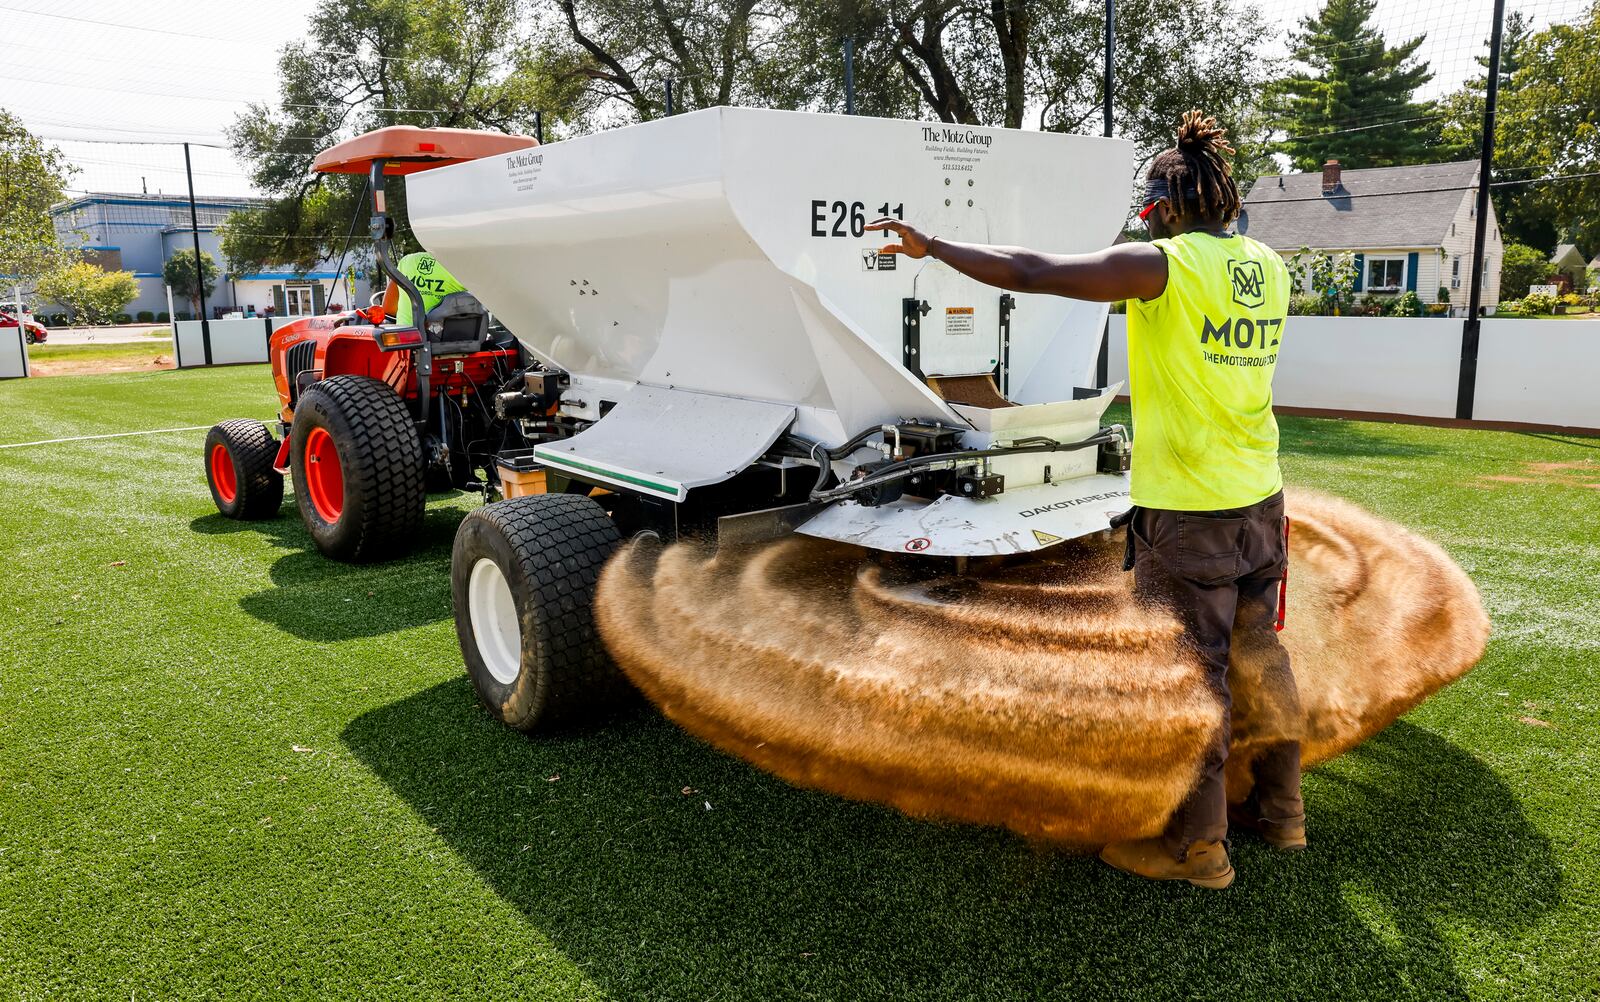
[415,256,436,276]
[1228,259,1266,309]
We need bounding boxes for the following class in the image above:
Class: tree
[1488,2,1600,254]
[1500,242,1553,299]
[226,0,568,274]
[1268,0,1436,171]
[0,108,77,286]
[35,262,140,326]
[1438,10,1555,248]
[163,250,220,319]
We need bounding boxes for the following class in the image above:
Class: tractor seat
[424,291,489,355]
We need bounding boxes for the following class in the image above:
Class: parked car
[0,308,48,345]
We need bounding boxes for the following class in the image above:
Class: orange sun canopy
[311,126,538,176]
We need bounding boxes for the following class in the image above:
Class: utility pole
[665,79,674,117]
[183,142,212,366]
[1095,0,1115,388]
[535,110,544,145]
[1456,0,1505,420]
[844,36,856,115]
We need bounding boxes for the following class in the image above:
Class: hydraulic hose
[808,429,1118,504]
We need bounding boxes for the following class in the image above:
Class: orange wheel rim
[209,443,237,504]
[303,427,344,523]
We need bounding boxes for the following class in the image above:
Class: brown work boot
[1228,804,1308,851]
[1098,838,1235,889]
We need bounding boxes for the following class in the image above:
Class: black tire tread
[293,375,424,562]
[455,493,625,729]
[206,419,284,520]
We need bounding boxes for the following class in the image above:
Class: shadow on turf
[1277,416,1447,460]
[191,507,464,642]
[344,685,1560,1000]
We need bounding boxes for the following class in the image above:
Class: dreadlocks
[1147,109,1241,226]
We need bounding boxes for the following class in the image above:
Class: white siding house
[1238,160,1502,315]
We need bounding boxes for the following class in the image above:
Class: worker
[382,250,467,326]
[867,110,1296,890]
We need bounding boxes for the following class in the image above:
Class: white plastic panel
[532,385,796,501]
[173,318,271,367]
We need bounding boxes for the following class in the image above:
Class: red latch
[1275,516,1291,632]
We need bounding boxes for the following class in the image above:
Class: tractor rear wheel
[452,494,626,731]
[291,375,425,562]
[205,420,284,520]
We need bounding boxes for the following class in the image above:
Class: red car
[0,309,47,345]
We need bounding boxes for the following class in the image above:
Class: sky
[2,0,1587,199]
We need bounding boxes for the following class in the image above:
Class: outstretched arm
[865,218,1167,303]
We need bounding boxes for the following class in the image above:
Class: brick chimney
[1322,159,1343,195]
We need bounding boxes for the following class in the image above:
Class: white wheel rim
[468,557,523,686]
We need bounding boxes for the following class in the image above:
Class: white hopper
[409,108,1137,552]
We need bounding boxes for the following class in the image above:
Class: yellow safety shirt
[1125,231,1289,510]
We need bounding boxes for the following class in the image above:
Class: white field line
[0,425,216,450]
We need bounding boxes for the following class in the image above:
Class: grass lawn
[1,365,1596,1000]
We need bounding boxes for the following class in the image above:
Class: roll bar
[368,157,436,426]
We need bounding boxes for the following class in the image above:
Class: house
[48,193,371,319]
[1237,160,1503,315]
[1549,244,1589,291]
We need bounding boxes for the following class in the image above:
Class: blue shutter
[1405,252,1419,292]
[1352,253,1364,292]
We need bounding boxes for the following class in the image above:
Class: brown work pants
[1123,490,1303,860]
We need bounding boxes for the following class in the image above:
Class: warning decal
[946,306,975,336]
[1032,529,1063,546]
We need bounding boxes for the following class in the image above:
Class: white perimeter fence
[9,314,1598,432]
[170,317,300,368]
[1107,316,1600,432]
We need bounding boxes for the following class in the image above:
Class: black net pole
[183,142,212,366]
[844,36,856,114]
[665,79,674,116]
[535,110,544,145]
[1095,0,1114,388]
[1456,0,1506,420]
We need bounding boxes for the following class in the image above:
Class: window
[1366,256,1406,292]
[1451,256,1461,290]
[285,286,315,316]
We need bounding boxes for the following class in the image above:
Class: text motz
[921,126,992,147]
[1200,315,1283,351]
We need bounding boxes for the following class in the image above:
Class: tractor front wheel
[452,494,626,731]
[291,375,425,562]
[205,420,284,520]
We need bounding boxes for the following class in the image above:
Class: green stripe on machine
[532,448,684,499]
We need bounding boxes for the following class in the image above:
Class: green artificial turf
[0,366,1595,1000]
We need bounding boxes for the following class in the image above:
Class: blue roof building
[49,192,370,320]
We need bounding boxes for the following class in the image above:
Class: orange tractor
[202,127,564,561]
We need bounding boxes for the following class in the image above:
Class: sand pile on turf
[595,489,1488,845]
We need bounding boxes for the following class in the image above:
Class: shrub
[135,310,155,323]
[156,311,169,323]
[1493,301,1525,317]
[1425,303,1450,316]
[1437,285,1451,304]
[50,313,68,326]
[1521,292,1557,316]
[1560,292,1583,307]
[114,313,133,325]
[1387,291,1424,317]
[175,311,193,322]
[1288,294,1325,316]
